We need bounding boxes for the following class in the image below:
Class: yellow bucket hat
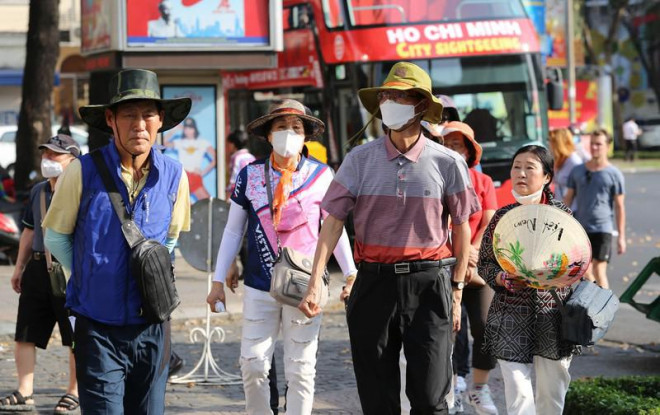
[358,62,444,124]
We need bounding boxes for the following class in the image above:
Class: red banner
[222,30,323,90]
[318,18,540,64]
[548,80,598,130]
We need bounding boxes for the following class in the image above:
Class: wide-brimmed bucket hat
[358,62,444,123]
[247,99,325,140]
[442,121,482,167]
[79,69,192,134]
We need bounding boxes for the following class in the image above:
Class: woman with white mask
[478,145,580,415]
[206,99,357,415]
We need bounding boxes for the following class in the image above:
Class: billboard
[162,85,218,201]
[125,0,281,51]
[81,0,120,54]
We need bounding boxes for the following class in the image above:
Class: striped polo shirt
[322,134,480,264]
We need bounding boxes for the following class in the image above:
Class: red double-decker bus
[222,0,554,204]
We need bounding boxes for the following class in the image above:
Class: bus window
[323,0,345,28]
[287,4,313,30]
[343,0,526,26]
[427,54,546,160]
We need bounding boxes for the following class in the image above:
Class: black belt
[359,258,456,275]
[32,251,46,261]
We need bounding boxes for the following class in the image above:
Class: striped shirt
[322,134,480,264]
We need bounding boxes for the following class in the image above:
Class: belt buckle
[394,262,410,274]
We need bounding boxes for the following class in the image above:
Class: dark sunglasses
[586,170,592,183]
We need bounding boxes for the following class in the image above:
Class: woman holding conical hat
[206,99,357,415]
[478,145,580,415]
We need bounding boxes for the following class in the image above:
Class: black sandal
[53,394,79,414]
[0,390,35,412]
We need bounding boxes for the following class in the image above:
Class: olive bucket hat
[247,99,325,140]
[358,62,444,123]
[79,69,192,134]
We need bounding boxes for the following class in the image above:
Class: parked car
[638,118,660,150]
[0,125,89,176]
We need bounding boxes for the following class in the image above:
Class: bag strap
[264,158,282,254]
[550,289,564,312]
[91,151,146,248]
[39,185,54,271]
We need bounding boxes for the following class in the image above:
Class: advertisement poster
[81,0,112,54]
[548,80,598,130]
[162,86,217,201]
[126,0,270,49]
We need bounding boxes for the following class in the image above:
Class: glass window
[344,0,526,27]
[322,0,346,28]
[0,132,16,143]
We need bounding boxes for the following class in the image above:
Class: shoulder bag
[265,159,329,308]
[551,279,620,347]
[40,185,66,298]
[91,151,180,323]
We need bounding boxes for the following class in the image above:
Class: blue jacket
[66,143,182,325]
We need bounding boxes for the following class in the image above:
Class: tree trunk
[14,0,60,193]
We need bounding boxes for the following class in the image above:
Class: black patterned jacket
[478,198,580,363]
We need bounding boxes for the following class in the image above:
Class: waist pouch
[130,238,180,323]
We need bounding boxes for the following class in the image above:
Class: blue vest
[66,143,182,325]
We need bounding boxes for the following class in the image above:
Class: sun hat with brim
[38,134,81,157]
[358,62,444,124]
[442,121,482,167]
[247,99,325,140]
[79,69,191,134]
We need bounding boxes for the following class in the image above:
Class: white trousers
[240,286,322,415]
[498,356,572,415]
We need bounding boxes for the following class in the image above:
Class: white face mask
[271,130,304,158]
[380,100,419,131]
[512,187,544,205]
[41,158,64,178]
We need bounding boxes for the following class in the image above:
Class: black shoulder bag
[91,151,180,323]
[40,185,67,298]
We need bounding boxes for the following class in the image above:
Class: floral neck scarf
[269,154,297,228]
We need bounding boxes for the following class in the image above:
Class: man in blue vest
[43,69,191,413]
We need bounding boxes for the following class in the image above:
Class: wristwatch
[451,280,466,290]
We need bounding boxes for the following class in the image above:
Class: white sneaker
[455,376,467,393]
[448,389,464,414]
[468,385,498,415]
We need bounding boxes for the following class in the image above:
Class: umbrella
[493,204,592,289]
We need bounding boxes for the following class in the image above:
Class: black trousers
[347,264,453,415]
[452,286,497,377]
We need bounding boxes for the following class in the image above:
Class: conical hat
[493,204,592,289]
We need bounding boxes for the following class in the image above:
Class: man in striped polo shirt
[300,62,480,414]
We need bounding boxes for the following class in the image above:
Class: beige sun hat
[247,99,325,140]
[358,62,444,123]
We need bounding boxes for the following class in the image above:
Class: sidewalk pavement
[0,254,658,414]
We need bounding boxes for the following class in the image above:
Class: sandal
[53,394,79,414]
[0,390,35,412]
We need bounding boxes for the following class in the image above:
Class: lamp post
[566,0,577,125]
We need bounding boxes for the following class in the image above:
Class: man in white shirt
[148,0,180,38]
[622,116,642,162]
